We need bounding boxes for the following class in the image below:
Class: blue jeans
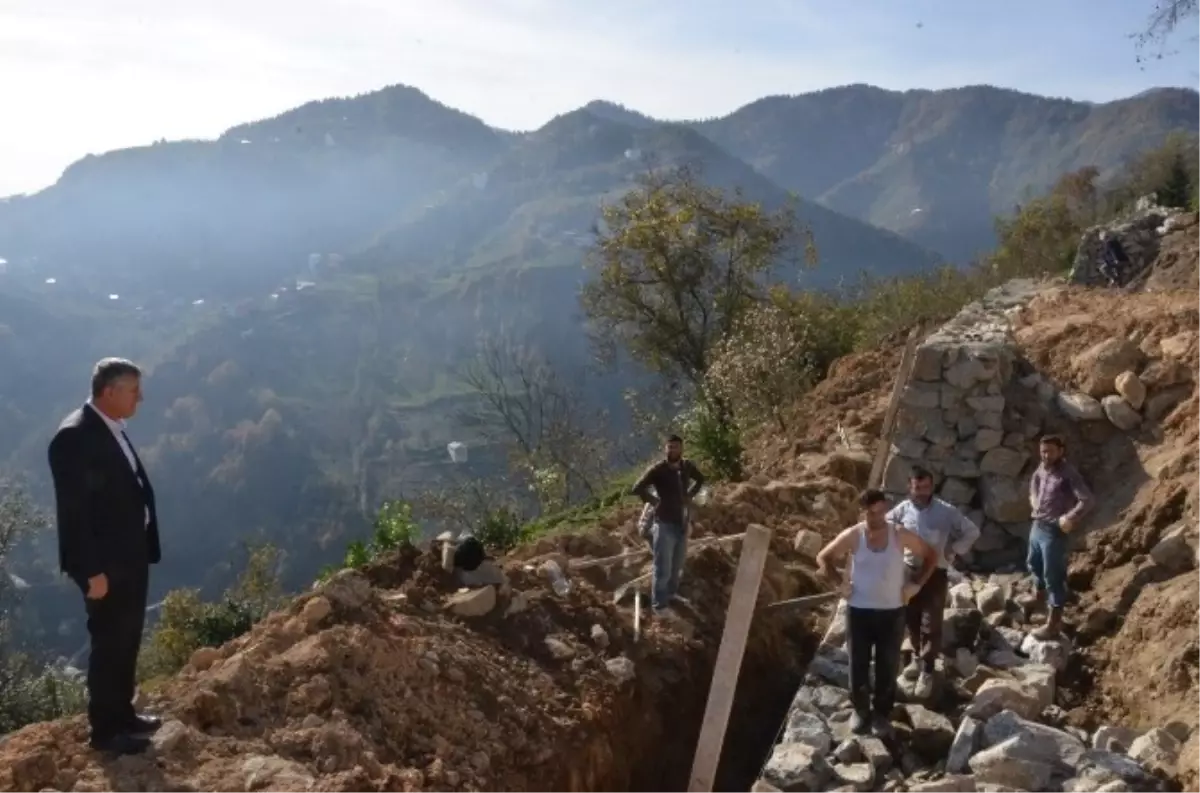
[652,521,687,609]
[1027,519,1069,608]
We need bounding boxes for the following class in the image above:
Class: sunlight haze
[1,0,1196,196]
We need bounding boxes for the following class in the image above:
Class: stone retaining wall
[882,279,1044,571]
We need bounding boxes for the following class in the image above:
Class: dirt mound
[0,474,871,793]
[1131,212,1200,293]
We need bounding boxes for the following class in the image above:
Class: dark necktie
[120,430,148,489]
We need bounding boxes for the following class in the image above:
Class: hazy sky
[2,0,1196,196]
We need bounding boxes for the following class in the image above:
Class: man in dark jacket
[631,434,705,616]
[47,358,163,754]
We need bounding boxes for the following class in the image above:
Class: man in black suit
[48,358,163,754]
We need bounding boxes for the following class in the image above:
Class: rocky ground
[0,213,1194,792]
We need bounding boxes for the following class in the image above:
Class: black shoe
[89,732,150,755]
[871,714,894,737]
[128,713,163,735]
[850,711,870,735]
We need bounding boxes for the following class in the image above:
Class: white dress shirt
[86,401,150,527]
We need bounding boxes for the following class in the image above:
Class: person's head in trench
[860,488,891,530]
[1039,434,1066,467]
[908,466,935,507]
[664,433,683,464]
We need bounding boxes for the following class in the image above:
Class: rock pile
[1030,329,1195,433]
[756,573,1190,792]
[1069,197,1188,287]
[881,280,1044,571]
[881,274,1196,574]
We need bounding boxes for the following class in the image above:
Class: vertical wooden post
[868,327,922,490]
[687,524,772,793]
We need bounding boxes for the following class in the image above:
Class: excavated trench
[568,612,818,793]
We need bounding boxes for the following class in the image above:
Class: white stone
[969,735,1057,791]
[445,586,497,617]
[975,584,1006,615]
[783,709,833,756]
[1101,395,1142,431]
[1057,392,1104,421]
[1009,664,1056,710]
[909,777,977,792]
[964,678,1043,720]
[981,475,1032,523]
[762,742,832,791]
[947,716,982,773]
[1020,632,1072,672]
[1128,726,1182,777]
[954,647,980,678]
[982,709,1086,768]
[1091,725,1141,753]
[793,529,823,558]
[151,719,190,753]
[605,656,636,684]
[1149,522,1196,573]
[1114,371,1146,410]
[948,582,976,610]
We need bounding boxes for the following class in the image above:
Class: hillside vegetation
[0,79,1194,663]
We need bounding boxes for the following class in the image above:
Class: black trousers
[76,567,149,739]
[847,606,905,716]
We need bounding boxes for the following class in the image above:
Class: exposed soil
[0,217,1194,792]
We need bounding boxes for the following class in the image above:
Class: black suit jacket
[47,404,161,584]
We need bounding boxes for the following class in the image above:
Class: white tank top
[847,522,907,610]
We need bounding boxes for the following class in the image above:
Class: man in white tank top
[816,489,939,736]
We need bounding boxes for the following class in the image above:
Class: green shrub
[138,544,283,681]
[680,398,744,481]
[0,652,87,734]
[474,506,527,552]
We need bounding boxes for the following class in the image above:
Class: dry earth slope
[0,215,1195,793]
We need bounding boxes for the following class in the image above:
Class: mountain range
[0,80,1194,651]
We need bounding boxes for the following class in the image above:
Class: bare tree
[412,474,520,537]
[459,333,611,511]
[1135,0,1199,62]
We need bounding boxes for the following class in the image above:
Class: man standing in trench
[887,466,980,699]
[816,489,939,736]
[1017,434,1093,639]
[631,434,705,618]
[47,358,163,754]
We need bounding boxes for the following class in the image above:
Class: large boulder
[903,704,956,761]
[964,678,1044,721]
[1128,727,1182,779]
[1102,395,1142,432]
[1073,338,1144,397]
[969,734,1058,791]
[762,742,832,791]
[982,709,1087,769]
[1057,391,1105,421]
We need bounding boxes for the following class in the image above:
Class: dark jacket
[631,458,705,526]
[47,404,161,584]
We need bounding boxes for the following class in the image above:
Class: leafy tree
[705,301,819,433]
[1158,150,1194,209]
[581,164,811,391]
[0,481,86,732]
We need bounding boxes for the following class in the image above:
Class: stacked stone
[755,574,1188,792]
[1068,195,1182,287]
[881,281,1044,571]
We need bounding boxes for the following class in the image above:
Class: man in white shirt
[887,466,980,699]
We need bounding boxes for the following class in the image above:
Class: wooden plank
[687,524,772,793]
[569,547,651,570]
[759,591,841,612]
[867,326,922,490]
